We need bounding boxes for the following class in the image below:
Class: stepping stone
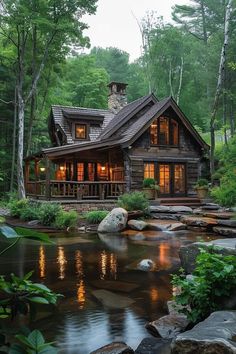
[168,223,186,231]
[169,206,193,213]
[91,280,139,293]
[218,219,236,227]
[181,216,218,228]
[90,342,134,354]
[149,206,170,213]
[172,311,236,354]
[203,212,234,219]
[128,219,147,231]
[213,226,236,237]
[92,290,135,309]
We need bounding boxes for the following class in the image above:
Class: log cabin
[25,82,209,201]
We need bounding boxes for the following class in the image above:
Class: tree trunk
[17,90,26,199]
[176,56,184,104]
[210,0,233,179]
[10,87,17,192]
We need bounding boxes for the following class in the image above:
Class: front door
[158,163,186,197]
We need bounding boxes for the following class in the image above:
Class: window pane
[171,119,179,146]
[150,119,158,145]
[159,164,170,194]
[77,163,84,181]
[174,164,185,194]
[159,117,169,145]
[88,163,95,181]
[75,124,86,139]
[144,163,155,179]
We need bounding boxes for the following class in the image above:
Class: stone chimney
[108,82,128,113]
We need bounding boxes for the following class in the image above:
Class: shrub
[54,210,78,229]
[19,205,39,221]
[39,203,62,226]
[85,210,109,224]
[211,171,236,207]
[117,191,149,211]
[143,178,156,188]
[8,199,29,217]
[172,249,236,324]
[195,178,209,188]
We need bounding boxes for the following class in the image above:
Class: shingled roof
[51,105,114,144]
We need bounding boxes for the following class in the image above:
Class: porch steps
[158,197,202,207]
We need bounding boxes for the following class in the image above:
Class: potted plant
[194,178,209,199]
[143,178,159,200]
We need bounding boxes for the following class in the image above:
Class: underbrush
[85,210,108,224]
[54,210,78,229]
[117,191,149,212]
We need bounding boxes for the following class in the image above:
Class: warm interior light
[59,165,65,171]
[40,167,46,172]
[101,166,106,171]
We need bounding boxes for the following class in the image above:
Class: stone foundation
[62,202,116,213]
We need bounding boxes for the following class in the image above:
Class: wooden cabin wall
[127,114,204,194]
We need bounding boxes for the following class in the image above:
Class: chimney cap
[107,81,128,88]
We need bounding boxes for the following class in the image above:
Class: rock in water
[135,338,171,354]
[137,259,155,271]
[128,219,147,231]
[92,290,135,309]
[90,342,134,354]
[172,311,236,354]
[146,314,189,339]
[98,208,128,233]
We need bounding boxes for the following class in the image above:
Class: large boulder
[179,238,236,274]
[171,311,236,354]
[90,342,134,354]
[98,208,128,233]
[146,314,189,339]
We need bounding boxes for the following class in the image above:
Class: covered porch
[25,144,126,200]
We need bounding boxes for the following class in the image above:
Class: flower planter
[143,188,156,200]
[196,187,208,199]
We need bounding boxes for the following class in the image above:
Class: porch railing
[26,180,126,200]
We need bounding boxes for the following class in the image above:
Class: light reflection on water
[0,230,219,353]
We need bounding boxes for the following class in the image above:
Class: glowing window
[77,163,84,181]
[150,117,178,146]
[75,124,87,139]
[144,163,155,179]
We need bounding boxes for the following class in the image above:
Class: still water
[0,230,218,353]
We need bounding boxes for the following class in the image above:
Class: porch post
[45,156,51,200]
[122,148,131,192]
[25,159,30,194]
[34,159,39,195]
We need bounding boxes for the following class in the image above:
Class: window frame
[74,123,89,140]
[150,116,179,147]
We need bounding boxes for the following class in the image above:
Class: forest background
[0,0,235,199]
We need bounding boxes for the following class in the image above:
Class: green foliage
[19,205,39,221]
[10,329,57,354]
[0,271,61,320]
[117,192,149,212]
[172,249,236,324]
[54,210,78,229]
[85,210,109,224]
[143,178,156,188]
[211,137,236,206]
[8,199,29,218]
[195,178,209,188]
[211,171,236,206]
[39,203,62,226]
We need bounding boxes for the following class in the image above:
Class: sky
[83,0,191,61]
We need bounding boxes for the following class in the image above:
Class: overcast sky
[83,0,190,61]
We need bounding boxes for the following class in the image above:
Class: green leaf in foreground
[0,225,19,238]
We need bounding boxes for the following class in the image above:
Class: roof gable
[99,93,158,140]
[119,96,209,149]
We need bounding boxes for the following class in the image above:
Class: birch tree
[210,0,234,177]
[0,0,97,199]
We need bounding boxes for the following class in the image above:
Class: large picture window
[150,116,179,146]
[75,124,87,139]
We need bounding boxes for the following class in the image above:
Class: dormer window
[75,124,87,140]
[150,116,179,146]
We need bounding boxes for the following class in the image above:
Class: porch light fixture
[59,165,65,171]
[101,166,106,171]
[40,167,46,172]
